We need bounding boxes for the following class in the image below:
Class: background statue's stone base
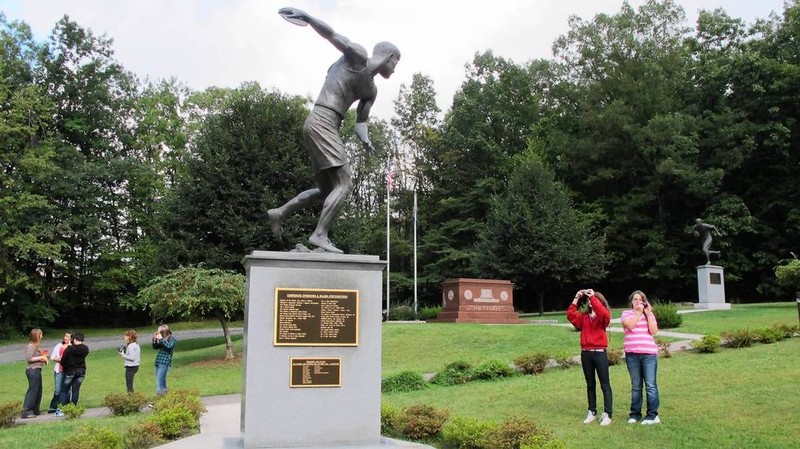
[695,265,730,310]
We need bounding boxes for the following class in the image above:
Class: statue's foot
[267,209,283,244]
[308,235,343,254]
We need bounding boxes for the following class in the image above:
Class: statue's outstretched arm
[279,7,366,62]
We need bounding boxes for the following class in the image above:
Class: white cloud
[1,0,787,120]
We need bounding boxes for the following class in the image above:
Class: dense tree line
[2,0,799,334]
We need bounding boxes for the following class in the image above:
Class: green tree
[420,51,543,302]
[542,0,727,297]
[160,83,312,268]
[477,149,607,313]
[0,14,63,331]
[125,266,244,360]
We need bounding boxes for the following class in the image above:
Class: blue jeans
[48,371,64,411]
[625,353,659,420]
[60,372,85,406]
[155,363,170,395]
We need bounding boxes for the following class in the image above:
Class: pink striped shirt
[621,310,659,355]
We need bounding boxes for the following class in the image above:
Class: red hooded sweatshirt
[566,295,611,350]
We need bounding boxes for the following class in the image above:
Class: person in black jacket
[57,332,89,413]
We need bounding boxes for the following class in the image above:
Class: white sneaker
[599,413,612,426]
[583,411,597,424]
[641,416,661,425]
[627,418,638,424]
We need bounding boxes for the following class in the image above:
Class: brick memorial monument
[433,278,524,324]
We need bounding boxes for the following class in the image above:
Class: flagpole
[386,166,391,318]
[413,189,418,318]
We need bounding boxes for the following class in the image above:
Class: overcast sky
[0,0,789,121]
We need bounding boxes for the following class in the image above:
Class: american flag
[386,162,394,191]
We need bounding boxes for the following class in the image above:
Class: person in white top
[48,332,71,413]
[620,290,661,425]
[119,329,141,393]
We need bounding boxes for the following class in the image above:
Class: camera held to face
[577,290,590,309]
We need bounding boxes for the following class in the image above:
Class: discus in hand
[279,8,308,27]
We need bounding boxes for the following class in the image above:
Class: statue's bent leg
[309,165,353,253]
[269,187,323,244]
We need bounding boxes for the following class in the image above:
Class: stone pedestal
[433,278,524,323]
[240,251,432,449]
[695,265,730,310]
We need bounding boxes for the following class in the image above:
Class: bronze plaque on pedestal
[274,288,359,346]
[290,357,342,388]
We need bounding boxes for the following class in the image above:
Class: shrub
[381,403,399,437]
[721,329,756,348]
[153,389,206,420]
[102,391,148,416]
[441,416,496,449]
[486,416,553,449]
[774,258,800,291]
[651,302,682,329]
[0,400,21,428]
[513,353,550,375]
[150,405,198,439]
[50,426,123,449]
[656,339,672,358]
[123,420,165,449]
[382,370,428,393]
[753,326,785,344]
[388,305,417,321]
[691,335,721,353]
[472,359,517,381]
[395,403,449,441]
[59,402,86,419]
[431,361,473,386]
[606,349,624,366]
[555,356,579,369]
[774,324,800,338]
[419,306,442,321]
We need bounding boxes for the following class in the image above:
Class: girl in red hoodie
[567,289,613,426]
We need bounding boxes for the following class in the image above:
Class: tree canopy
[2,1,800,334]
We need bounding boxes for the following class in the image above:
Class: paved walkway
[0,327,243,365]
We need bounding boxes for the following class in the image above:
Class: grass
[675,302,798,335]
[0,413,149,449]
[0,336,245,409]
[0,303,797,448]
[383,338,800,448]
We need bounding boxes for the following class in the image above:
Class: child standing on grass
[119,329,141,393]
[152,324,177,396]
[621,290,661,425]
[567,289,613,426]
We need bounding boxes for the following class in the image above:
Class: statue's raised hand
[278,7,309,26]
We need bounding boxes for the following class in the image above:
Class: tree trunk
[538,291,545,316]
[218,315,234,360]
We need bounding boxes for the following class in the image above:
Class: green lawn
[383,338,800,449]
[0,304,797,448]
[674,302,798,335]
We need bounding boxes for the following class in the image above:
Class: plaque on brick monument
[432,278,524,323]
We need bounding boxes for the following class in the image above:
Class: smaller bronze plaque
[290,357,341,388]
[709,273,722,285]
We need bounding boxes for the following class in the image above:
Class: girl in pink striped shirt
[620,290,661,425]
